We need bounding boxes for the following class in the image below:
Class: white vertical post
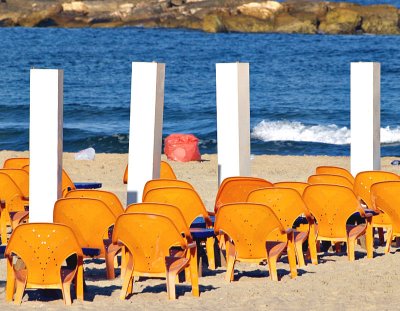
[350,62,381,176]
[127,62,165,204]
[29,69,63,223]
[216,63,251,185]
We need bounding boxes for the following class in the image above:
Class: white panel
[216,63,250,185]
[127,62,165,204]
[29,69,63,223]
[350,62,381,176]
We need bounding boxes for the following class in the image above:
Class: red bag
[164,134,201,162]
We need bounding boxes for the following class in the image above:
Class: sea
[1,25,400,156]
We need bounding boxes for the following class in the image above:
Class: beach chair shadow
[81,285,121,302]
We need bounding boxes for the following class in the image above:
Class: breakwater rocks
[0,0,399,35]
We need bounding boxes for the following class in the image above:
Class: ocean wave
[251,120,400,145]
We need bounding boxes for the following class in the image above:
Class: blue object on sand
[190,228,215,239]
[190,216,215,228]
[391,160,400,165]
[74,182,102,189]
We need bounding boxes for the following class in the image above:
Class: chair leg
[75,257,84,301]
[294,239,306,267]
[1,212,9,244]
[6,258,15,302]
[286,238,298,279]
[189,247,199,297]
[385,227,393,254]
[105,251,116,280]
[62,282,72,305]
[225,241,236,282]
[205,237,216,270]
[13,277,26,305]
[365,219,374,259]
[120,255,134,300]
[267,256,278,281]
[166,270,177,300]
[307,225,318,265]
[347,238,356,261]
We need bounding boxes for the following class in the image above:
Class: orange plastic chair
[247,187,318,266]
[13,161,76,198]
[66,189,124,217]
[123,160,177,184]
[214,203,297,281]
[0,169,29,199]
[0,173,29,244]
[214,176,273,213]
[142,179,194,201]
[273,182,309,195]
[308,174,354,189]
[315,166,355,184]
[112,213,199,300]
[354,171,400,246]
[53,198,121,279]
[126,203,191,241]
[371,181,400,253]
[143,186,215,269]
[302,184,373,261]
[3,157,29,169]
[4,223,84,305]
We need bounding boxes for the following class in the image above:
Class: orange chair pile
[308,174,354,189]
[247,187,318,266]
[371,181,400,253]
[303,184,374,261]
[143,186,215,269]
[4,223,84,305]
[354,171,400,246]
[315,166,355,184]
[273,181,309,195]
[54,197,121,279]
[214,177,273,213]
[214,202,297,281]
[123,160,177,184]
[112,212,199,300]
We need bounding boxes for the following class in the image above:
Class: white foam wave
[251,120,400,145]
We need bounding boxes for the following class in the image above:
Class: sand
[1,151,400,310]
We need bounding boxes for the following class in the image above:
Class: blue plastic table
[74,182,102,189]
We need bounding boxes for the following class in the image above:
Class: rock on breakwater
[0,0,399,34]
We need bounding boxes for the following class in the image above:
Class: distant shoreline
[0,0,399,35]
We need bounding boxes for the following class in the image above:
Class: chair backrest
[123,161,177,184]
[371,181,400,233]
[308,174,353,189]
[5,223,82,285]
[53,198,116,254]
[66,189,124,217]
[0,172,25,212]
[61,170,76,196]
[143,187,208,227]
[142,179,194,201]
[247,187,310,229]
[214,203,285,260]
[273,182,309,195]
[126,202,191,241]
[215,177,273,213]
[0,168,29,198]
[15,162,76,197]
[303,184,361,239]
[354,171,400,209]
[112,213,186,274]
[315,166,354,184]
[3,157,30,169]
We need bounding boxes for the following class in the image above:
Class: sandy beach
[1,151,400,310]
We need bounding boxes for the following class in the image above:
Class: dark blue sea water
[1,27,400,156]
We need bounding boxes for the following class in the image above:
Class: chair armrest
[364,209,379,216]
[187,242,196,249]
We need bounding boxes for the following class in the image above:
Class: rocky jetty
[0,0,399,34]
